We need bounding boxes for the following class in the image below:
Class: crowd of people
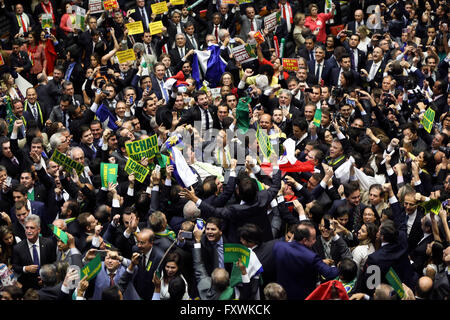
[0,0,449,301]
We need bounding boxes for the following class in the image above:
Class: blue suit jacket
[273,241,339,300]
[92,263,140,300]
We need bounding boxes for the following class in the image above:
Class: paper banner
[282,58,299,71]
[89,0,104,14]
[103,0,119,10]
[420,107,435,133]
[50,149,84,176]
[170,0,185,5]
[224,244,250,267]
[100,163,118,188]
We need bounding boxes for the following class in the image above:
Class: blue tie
[32,244,40,267]
[216,242,224,268]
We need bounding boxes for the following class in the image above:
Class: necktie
[141,8,149,27]
[91,145,97,157]
[32,105,38,120]
[310,51,314,61]
[179,47,184,58]
[204,108,210,130]
[19,14,27,33]
[368,62,377,81]
[160,80,169,102]
[147,44,152,55]
[12,157,19,166]
[323,241,331,259]
[61,251,67,261]
[109,272,115,286]
[32,244,40,266]
[216,242,224,268]
[316,63,322,81]
[191,36,197,50]
[215,26,219,42]
[282,5,287,22]
[350,49,356,70]
[250,19,254,31]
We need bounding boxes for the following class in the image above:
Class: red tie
[250,19,254,31]
[109,273,115,287]
[282,5,287,21]
[20,14,27,33]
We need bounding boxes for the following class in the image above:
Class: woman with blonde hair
[357,25,371,53]
[1,73,24,101]
[293,13,308,52]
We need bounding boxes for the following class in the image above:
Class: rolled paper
[274,35,279,58]
[280,38,286,58]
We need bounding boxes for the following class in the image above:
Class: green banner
[224,243,250,267]
[256,124,273,161]
[125,134,159,162]
[124,157,150,183]
[420,107,435,133]
[41,13,53,29]
[313,108,322,127]
[80,254,102,281]
[50,149,84,176]
[420,199,441,215]
[236,97,251,134]
[385,267,405,299]
[48,224,68,244]
[100,163,118,188]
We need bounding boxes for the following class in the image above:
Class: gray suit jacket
[56,248,83,268]
[192,246,220,300]
[238,15,262,41]
[49,105,65,123]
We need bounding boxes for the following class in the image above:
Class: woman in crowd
[159,252,190,300]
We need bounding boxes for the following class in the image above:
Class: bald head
[53,219,66,231]
[355,10,364,22]
[416,276,433,299]
[259,114,272,130]
[211,268,229,292]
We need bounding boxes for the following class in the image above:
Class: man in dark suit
[360,183,418,294]
[151,62,170,102]
[182,156,281,243]
[273,221,339,299]
[44,65,64,107]
[176,91,221,130]
[183,21,200,51]
[9,40,32,79]
[169,33,194,72]
[78,125,98,164]
[342,33,367,72]
[313,215,353,264]
[19,169,47,204]
[410,215,434,274]
[130,0,152,32]
[11,212,56,290]
[361,47,386,88]
[298,35,316,62]
[0,2,35,40]
[237,6,262,42]
[402,191,424,253]
[346,9,366,33]
[63,46,84,95]
[23,87,47,130]
[327,53,360,87]
[307,45,328,85]
[129,228,163,300]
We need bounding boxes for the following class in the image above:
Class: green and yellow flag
[48,224,68,244]
[420,107,435,133]
[256,124,273,161]
[224,243,251,267]
[80,254,102,281]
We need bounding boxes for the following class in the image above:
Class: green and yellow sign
[51,150,84,176]
[125,135,159,162]
[124,158,150,183]
[224,243,250,267]
[80,254,102,281]
[420,107,435,133]
[100,163,118,188]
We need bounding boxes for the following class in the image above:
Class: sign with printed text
[231,44,257,64]
[125,134,159,162]
[170,0,185,5]
[73,6,86,31]
[124,158,150,183]
[264,12,281,32]
[151,1,168,14]
[282,58,299,71]
[222,0,237,4]
[313,108,322,127]
[89,0,104,14]
[50,150,84,176]
[253,30,265,44]
[238,0,253,4]
[420,107,435,133]
[385,267,405,299]
[256,124,273,161]
[116,49,136,64]
[224,244,250,267]
[100,163,118,188]
[80,254,102,281]
[41,13,53,29]
[149,20,164,35]
[125,21,144,35]
[103,0,119,10]
[48,224,69,244]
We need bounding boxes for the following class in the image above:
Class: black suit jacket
[199,170,281,243]
[132,246,164,300]
[12,236,57,290]
[364,60,386,88]
[1,8,36,39]
[407,209,424,253]
[130,5,152,32]
[64,61,84,95]
[410,234,433,274]
[150,74,169,101]
[169,46,192,72]
[313,236,353,263]
[177,104,221,130]
[36,83,54,115]
[253,240,278,286]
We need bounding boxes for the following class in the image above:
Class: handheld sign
[151,1,168,14]
[224,244,251,267]
[385,267,405,299]
[125,21,144,35]
[282,58,299,71]
[41,13,53,29]
[264,12,281,32]
[231,44,257,64]
[89,0,104,14]
[100,163,118,188]
[116,49,136,64]
[149,21,164,35]
[256,124,273,161]
[313,108,322,127]
[48,224,69,244]
[103,0,119,10]
[420,107,435,133]
[80,254,102,281]
[125,134,159,162]
[124,158,150,183]
[170,0,185,4]
[50,150,84,176]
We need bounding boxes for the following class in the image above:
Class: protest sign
[253,30,265,44]
[124,158,150,183]
[420,107,435,133]
[100,163,118,188]
[170,0,185,4]
[89,0,104,14]
[41,13,53,29]
[151,1,168,14]
[50,150,84,176]
[256,124,273,161]
[149,20,164,35]
[80,254,102,281]
[420,199,441,215]
[73,6,86,31]
[125,21,144,35]
[385,267,405,299]
[224,244,251,267]
[264,12,281,32]
[116,49,136,64]
[282,58,299,71]
[125,134,159,161]
[222,0,236,3]
[48,224,69,244]
[103,0,119,10]
[313,108,322,127]
[231,44,257,64]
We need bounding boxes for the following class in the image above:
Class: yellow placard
[124,158,150,183]
[125,134,159,162]
[125,21,144,35]
[151,1,168,14]
[116,49,136,64]
[170,0,185,5]
[149,20,164,35]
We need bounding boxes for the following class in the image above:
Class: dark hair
[238,223,263,246]
[12,184,28,196]
[430,241,444,265]
[362,222,378,245]
[202,176,218,198]
[258,64,275,81]
[292,119,308,132]
[168,276,186,300]
[101,286,122,300]
[293,220,315,241]
[343,181,360,198]
[421,151,436,175]
[206,217,223,230]
[338,258,358,282]
[379,220,398,243]
[239,177,258,203]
